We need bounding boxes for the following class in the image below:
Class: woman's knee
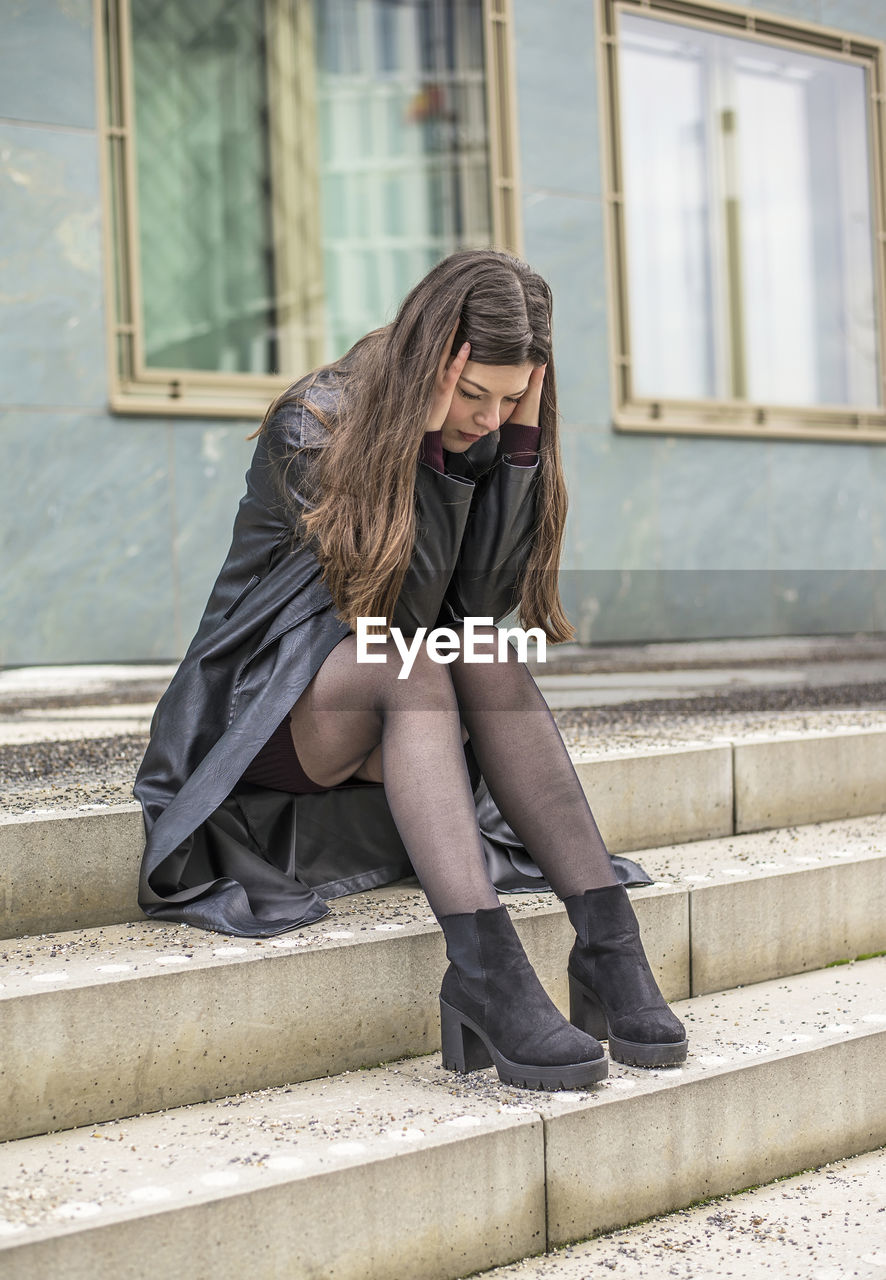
[449,623,519,669]
[322,632,457,716]
[326,628,498,718]
[379,639,460,709]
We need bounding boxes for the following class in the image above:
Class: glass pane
[314,0,492,358]
[618,12,880,408]
[733,47,877,407]
[130,0,275,373]
[128,0,492,376]
[618,19,717,400]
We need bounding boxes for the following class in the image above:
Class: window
[97,0,521,416]
[599,0,886,442]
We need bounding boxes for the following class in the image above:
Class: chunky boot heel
[440,998,494,1072]
[438,905,608,1091]
[564,885,688,1069]
[441,998,607,1089]
[567,971,608,1041]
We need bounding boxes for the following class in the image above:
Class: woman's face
[439,359,536,453]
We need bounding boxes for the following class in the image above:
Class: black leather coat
[134,368,650,937]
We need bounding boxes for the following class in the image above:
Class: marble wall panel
[657,569,778,641]
[0,0,95,129]
[872,437,886,627]
[654,435,770,571]
[557,568,667,645]
[522,193,611,429]
[770,569,877,633]
[874,576,886,631]
[768,440,875,571]
[870,443,886,567]
[0,411,176,663]
[819,0,884,37]
[513,0,601,199]
[562,568,780,645]
[556,425,660,641]
[169,422,257,650]
[0,122,106,407]
[560,427,658,570]
[746,0,823,19]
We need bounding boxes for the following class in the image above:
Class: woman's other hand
[427,326,471,434]
[512,362,547,428]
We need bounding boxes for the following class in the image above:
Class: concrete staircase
[1,725,885,1278]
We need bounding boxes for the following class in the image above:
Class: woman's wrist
[499,421,541,466]
[421,422,540,473]
[420,429,445,473]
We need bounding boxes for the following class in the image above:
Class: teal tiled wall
[0,0,884,661]
[0,0,95,129]
[0,122,105,407]
[0,0,253,664]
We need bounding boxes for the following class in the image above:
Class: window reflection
[130,0,491,377]
[618,12,879,408]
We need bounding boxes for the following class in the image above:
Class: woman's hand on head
[426,326,471,434]
[513,362,547,428]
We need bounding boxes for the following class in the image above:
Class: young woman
[135,248,687,1091]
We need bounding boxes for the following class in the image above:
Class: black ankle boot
[564,884,688,1068]
[438,905,608,1090]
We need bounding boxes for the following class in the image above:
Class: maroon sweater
[419,421,541,473]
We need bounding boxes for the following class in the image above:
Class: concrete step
[536,660,886,707]
[1,813,884,1143]
[0,880,682,1144]
[0,703,157,746]
[1,957,885,1280]
[469,1144,886,1279]
[637,811,886,996]
[3,724,886,939]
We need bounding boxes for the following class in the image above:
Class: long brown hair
[255,248,575,643]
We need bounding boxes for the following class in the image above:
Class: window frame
[94,0,523,419]
[597,0,886,444]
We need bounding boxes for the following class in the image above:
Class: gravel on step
[2,682,886,817]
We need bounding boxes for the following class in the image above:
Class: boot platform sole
[568,971,688,1068]
[439,998,609,1091]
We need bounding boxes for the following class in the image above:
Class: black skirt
[239,714,373,794]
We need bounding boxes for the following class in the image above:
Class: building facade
[1,0,885,664]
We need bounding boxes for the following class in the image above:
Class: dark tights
[289,626,618,920]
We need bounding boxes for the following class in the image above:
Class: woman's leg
[290,630,608,1087]
[446,626,619,896]
[446,626,686,1067]
[289,633,499,917]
